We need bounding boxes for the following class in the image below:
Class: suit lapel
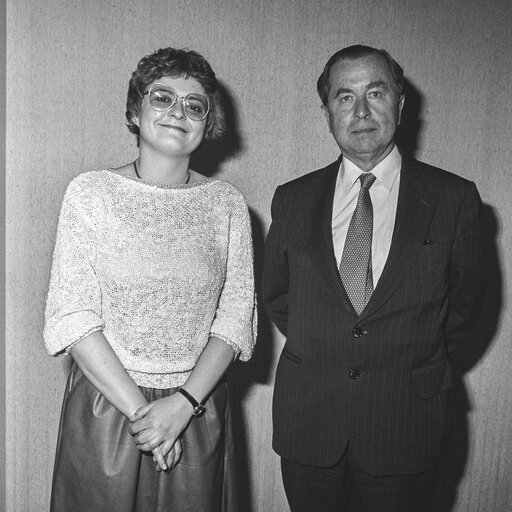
[361,159,439,318]
[309,159,356,313]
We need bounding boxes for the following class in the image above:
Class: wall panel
[6,0,512,510]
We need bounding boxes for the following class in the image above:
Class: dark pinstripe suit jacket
[262,157,483,476]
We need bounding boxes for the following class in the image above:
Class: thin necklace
[133,160,191,184]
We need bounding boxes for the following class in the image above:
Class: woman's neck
[136,151,191,186]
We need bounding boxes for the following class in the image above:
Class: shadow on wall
[190,82,244,177]
[227,206,275,512]
[191,81,276,510]
[399,78,503,511]
[396,78,423,159]
[433,204,502,511]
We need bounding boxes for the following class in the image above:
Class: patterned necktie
[339,172,377,315]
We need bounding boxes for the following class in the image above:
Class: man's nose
[354,97,370,119]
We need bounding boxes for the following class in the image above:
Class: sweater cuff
[44,311,104,356]
[209,330,254,362]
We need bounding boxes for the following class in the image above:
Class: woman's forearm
[129,336,236,454]
[69,330,148,417]
[179,336,236,406]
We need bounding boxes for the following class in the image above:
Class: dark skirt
[50,364,237,512]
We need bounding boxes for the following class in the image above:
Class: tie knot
[359,172,376,190]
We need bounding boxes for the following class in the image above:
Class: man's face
[322,54,404,170]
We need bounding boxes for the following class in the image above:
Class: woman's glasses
[144,85,210,121]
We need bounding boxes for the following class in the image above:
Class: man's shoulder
[405,158,474,187]
[277,160,339,194]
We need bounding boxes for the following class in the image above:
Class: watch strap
[178,387,206,417]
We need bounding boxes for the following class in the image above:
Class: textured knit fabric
[44,170,256,388]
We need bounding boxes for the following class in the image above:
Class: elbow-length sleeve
[210,193,257,361]
[43,174,105,356]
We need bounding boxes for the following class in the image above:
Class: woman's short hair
[317,45,404,106]
[126,47,226,141]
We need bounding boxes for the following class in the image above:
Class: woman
[44,47,256,512]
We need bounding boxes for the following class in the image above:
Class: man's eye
[369,91,383,98]
[339,95,352,103]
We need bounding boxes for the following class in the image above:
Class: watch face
[194,404,206,417]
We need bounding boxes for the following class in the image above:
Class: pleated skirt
[50,364,237,512]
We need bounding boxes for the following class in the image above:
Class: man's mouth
[352,127,376,134]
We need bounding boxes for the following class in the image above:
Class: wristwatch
[177,387,206,417]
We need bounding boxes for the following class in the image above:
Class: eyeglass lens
[149,87,209,121]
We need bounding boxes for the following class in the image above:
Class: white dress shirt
[332,146,402,287]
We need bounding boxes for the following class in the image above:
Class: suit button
[349,369,360,380]
[352,327,364,338]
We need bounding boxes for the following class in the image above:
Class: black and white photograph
[2,0,511,510]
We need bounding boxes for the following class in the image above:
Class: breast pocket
[418,238,452,259]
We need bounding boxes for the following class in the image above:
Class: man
[262,45,483,512]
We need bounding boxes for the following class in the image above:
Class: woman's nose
[168,98,185,118]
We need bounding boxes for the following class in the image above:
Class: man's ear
[321,105,331,133]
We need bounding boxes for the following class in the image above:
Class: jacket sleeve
[445,181,484,354]
[43,176,105,356]
[210,194,257,361]
[262,185,290,336]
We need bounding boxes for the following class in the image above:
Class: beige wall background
[4,0,512,510]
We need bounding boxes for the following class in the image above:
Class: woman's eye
[155,94,172,103]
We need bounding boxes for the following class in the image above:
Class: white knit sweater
[44,170,256,388]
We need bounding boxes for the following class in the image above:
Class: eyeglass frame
[142,84,211,121]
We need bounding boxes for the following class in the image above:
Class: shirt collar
[338,145,402,195]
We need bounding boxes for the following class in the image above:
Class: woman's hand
[129,393,193,455]
[130,338,237,471]
[151,445,169,472]
[152,438,183,472]
[68,332,172,473]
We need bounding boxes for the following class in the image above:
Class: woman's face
[134,75,208,158]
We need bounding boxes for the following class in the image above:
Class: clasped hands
[129,393,194,472]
